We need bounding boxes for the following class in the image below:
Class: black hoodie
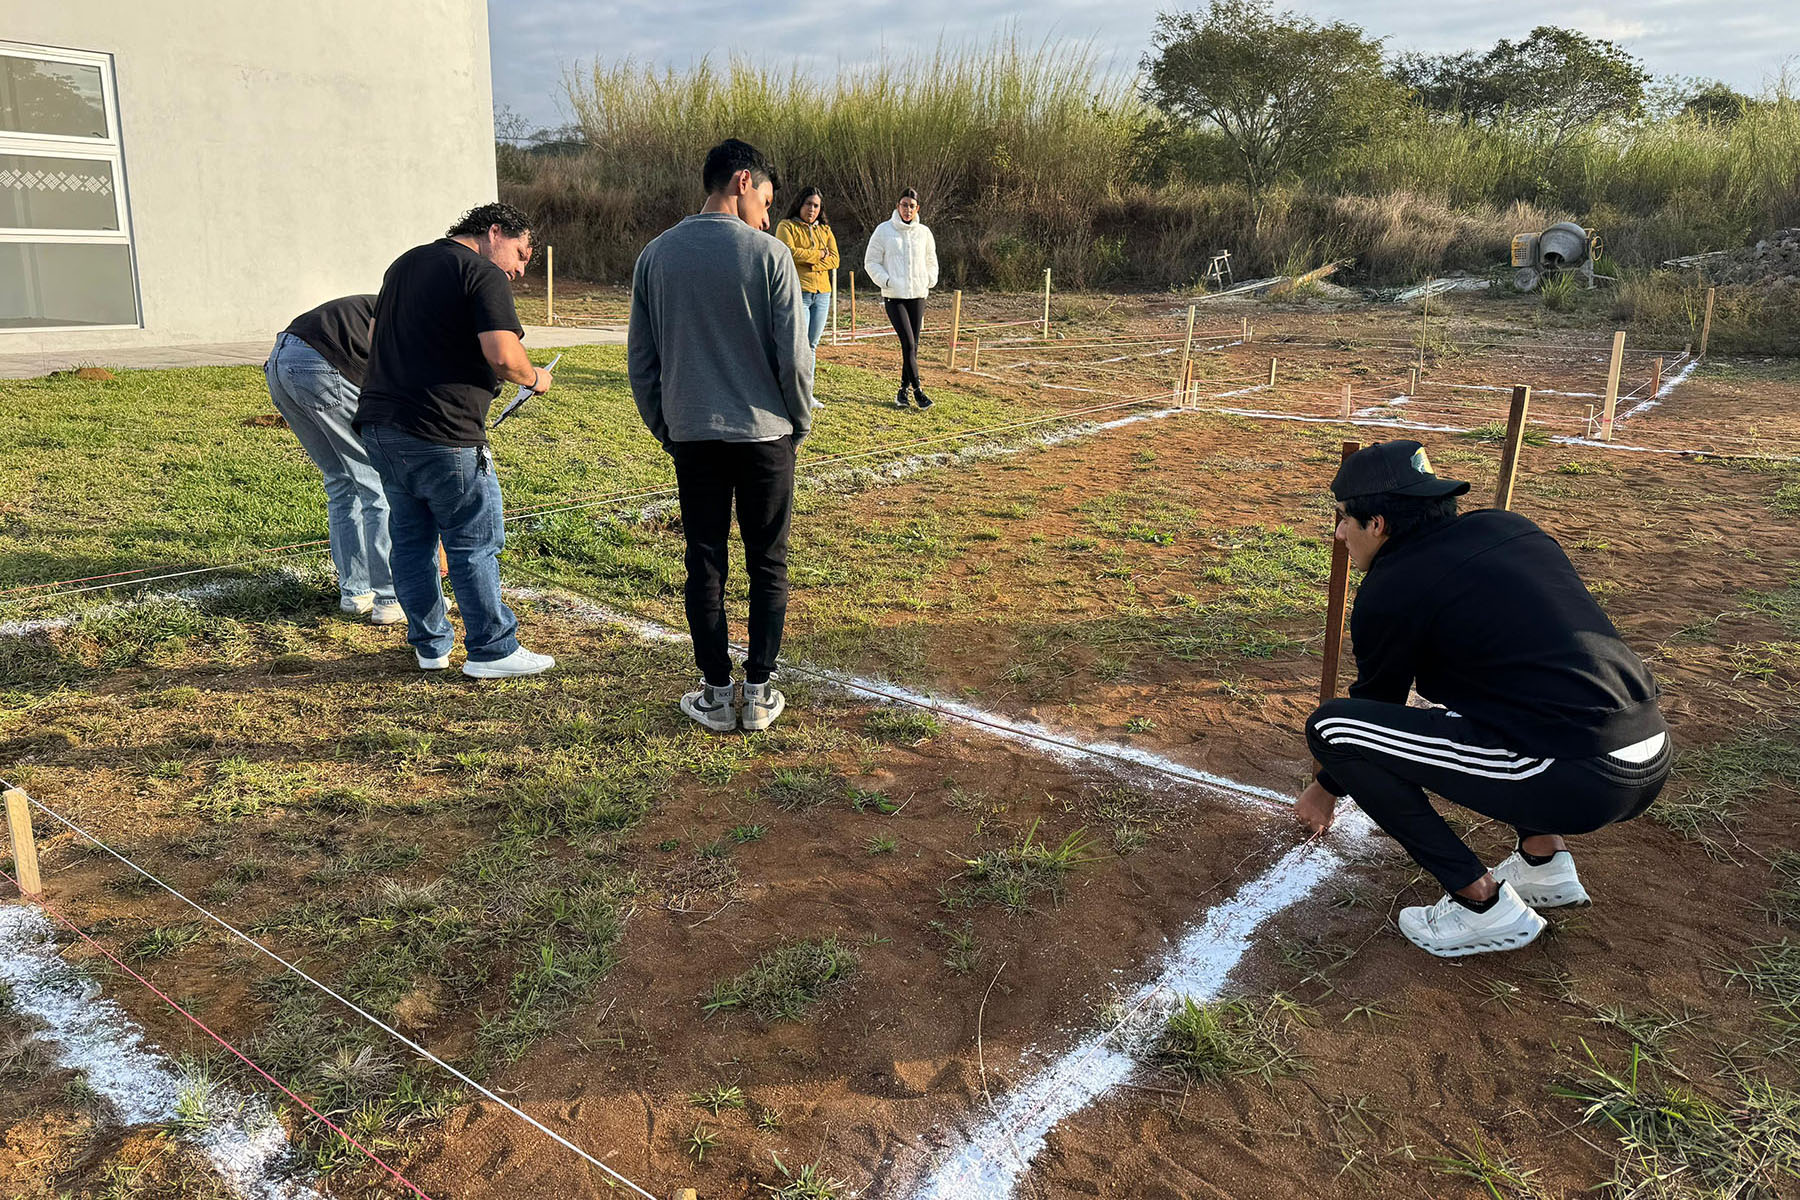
[1330,508,1665,761]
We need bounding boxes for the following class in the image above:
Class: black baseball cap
[1331,440,1470,500]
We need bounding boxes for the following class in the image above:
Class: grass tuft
[1153,995,1305,1086]
[704,937,859,1021]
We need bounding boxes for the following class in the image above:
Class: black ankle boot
[913,387,934,409]
[894,386,911,408]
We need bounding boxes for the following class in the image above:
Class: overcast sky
[489,1,1793,130]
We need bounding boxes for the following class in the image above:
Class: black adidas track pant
[1307,698,1672,893]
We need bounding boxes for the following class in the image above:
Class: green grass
[943,818,1099,914]
[0,347,1064,595]
[1153,995,1305,1086]
[1651,725,1800,859]
[703,937,859,1022]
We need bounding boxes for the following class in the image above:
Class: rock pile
[1665,229,1800,287]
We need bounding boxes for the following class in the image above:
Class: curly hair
[446,201,532,240]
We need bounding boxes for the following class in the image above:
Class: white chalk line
[0,905,328,1200]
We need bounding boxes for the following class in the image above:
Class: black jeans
[885,296,925,390]
[1307,698,1671,893]
[670,437,797,686]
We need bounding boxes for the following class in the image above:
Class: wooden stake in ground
[1409,365,1419,395]
[1650,355,1664,400]
[4,787,41,898]
[1599,330,1626,441]
[1179,356,1195,407]
[970,337,980,369]
[1177,303,1196,395]
[545,245,555,327]
[946,289,963,368]
[1699,285,1716,359]
[1041,267,1052,338]
[1418,286,1430,369]
[1269,357,1278,387]
[849,274,857,339]
[1320,440,1361,705]
[1240,315,1249,342]
[1494,385,1533,511]
[1341,381,1352,419]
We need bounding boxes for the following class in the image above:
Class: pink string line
[1,867,435,1200]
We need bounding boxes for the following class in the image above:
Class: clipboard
[491,352,563,428]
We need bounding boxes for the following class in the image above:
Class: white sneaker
[1491,850,1591,909]
[679,681,739,733]
[810,398,824,412]
[340,593,375,617]
[740,679,786,732]
[1397,882,1547,958]
[416,650,450,670]
[369,602,406,626]
[462,647,555,679]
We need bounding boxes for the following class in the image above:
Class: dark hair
[703,138,780,195]
[786,186,828,225]
[1341,492,1460,541]
[899,187,918,201]
[446,202,532,240]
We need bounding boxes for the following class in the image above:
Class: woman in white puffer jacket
[863,188,940,409]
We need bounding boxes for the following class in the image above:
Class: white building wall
[0,1,495,351]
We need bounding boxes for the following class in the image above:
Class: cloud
[490,0,1793,127]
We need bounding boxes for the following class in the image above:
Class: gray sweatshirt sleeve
[770,251,815,439]
[626,248,669,448]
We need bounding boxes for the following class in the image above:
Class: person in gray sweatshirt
[628,138,815,734]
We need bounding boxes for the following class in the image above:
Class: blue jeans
[360,424,519,662]
[265,334,395,604]
[801,290,831,349]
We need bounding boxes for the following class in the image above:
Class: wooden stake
[849,274,857,339]
[4,787,41,898]
[1180,356,1195,407]
[1320,441,1360,705]
[1418,286,1430,369]
[545,245,554,326]
[1698,286,1716,358]
[970,337,980,369]
[1269,357,1277,388]
[1177,304,1196,394]
[1599,329,1626,442]
[1650,355,1663,400]
[1239,315,1249,342]
[1409,365,1419,395]
[1494,385,1532,511]
[1340,381,1352,419]
[946,289,963,368]
[1042,267,1052,338]
[677,1191,698,1200]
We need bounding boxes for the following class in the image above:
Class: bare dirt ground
[3,288,1798,1200]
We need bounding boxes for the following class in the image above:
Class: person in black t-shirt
[265,294,400,624]
[1294,441,1671,959]
[355,202,556,679]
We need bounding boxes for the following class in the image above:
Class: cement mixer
[1511,222,1602,291]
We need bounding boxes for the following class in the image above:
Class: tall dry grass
[504,45,1800,297]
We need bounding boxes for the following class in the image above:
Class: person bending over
[265,294,400,624]
[354,202,554,679]
[628,138,814,733]
[863,188,939,410]
[1295,440,1671,958]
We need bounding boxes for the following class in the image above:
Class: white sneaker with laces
[340,593,375,617]
[1491,850,1591,908]
[680,681,739,733]
[462,647,555,679]
[1397,882,1547,958]
[740,679,786,732]
[416,650,450,670]
[369,602,406,626]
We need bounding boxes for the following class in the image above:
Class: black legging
[884,296,925,389]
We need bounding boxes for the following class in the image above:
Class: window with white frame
[0,42,139,331]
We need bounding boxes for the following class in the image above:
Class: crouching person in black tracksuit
[1293,441,1671,958]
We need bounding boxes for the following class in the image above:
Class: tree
[1391,27,1648,156]
[1142,0,1405,194]
[1679,81,1753,127]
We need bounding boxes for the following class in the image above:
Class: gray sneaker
[740,679,787,732]
[369,601,406,626]
[680,681,739,733]
[1491,850,1591,909]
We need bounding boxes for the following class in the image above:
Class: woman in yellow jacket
[775,187,840,353]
